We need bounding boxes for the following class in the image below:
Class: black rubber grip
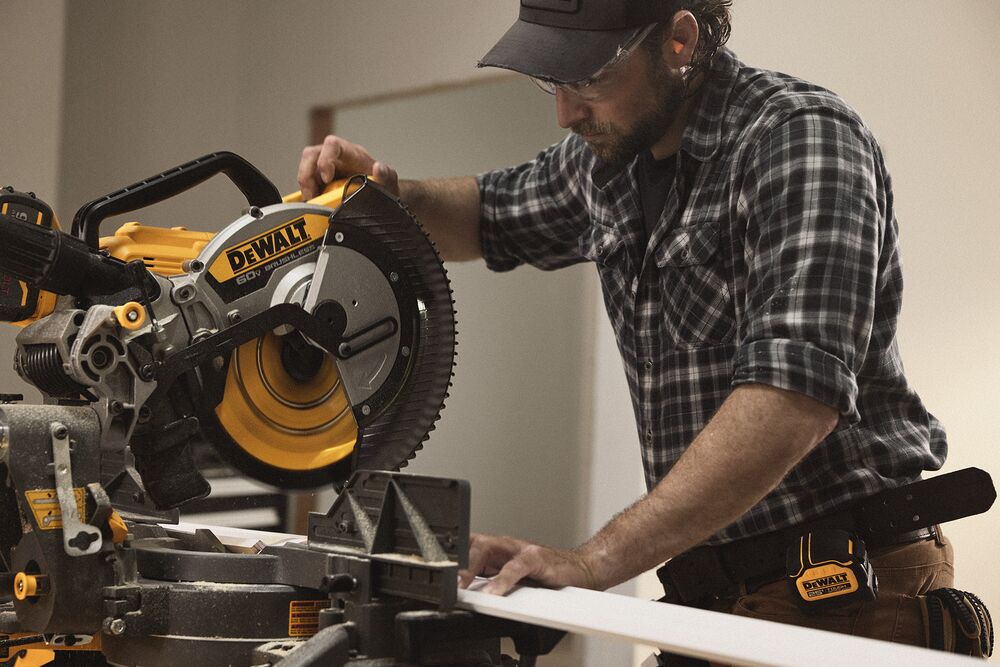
[71,151,281,248]
[0,211,131,297]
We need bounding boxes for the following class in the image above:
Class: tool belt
[658,468,996,606]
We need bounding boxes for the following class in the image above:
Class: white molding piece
[179,507,281,529]
[169,524,979,666]
[168,521,307,549]
[457,580,980,667]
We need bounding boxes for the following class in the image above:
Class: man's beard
[572,63,687,168]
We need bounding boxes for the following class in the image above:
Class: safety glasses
[530,23,659,101]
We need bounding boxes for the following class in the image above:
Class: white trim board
[457,580,979,667]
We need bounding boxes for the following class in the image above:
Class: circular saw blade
[337,181,457,475]
[202,179,455,488]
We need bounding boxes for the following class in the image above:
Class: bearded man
[298,1,956,658]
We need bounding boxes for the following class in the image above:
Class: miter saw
[0,153,564,666]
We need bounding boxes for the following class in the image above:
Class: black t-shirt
[636,149,678,240]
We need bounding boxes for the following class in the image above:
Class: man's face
[556,43,687,167]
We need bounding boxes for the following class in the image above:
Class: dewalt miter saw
[0,154,565,666]
[0,151,455,504]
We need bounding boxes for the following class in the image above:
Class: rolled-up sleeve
[731,108,887,424]
[477,135,592,272]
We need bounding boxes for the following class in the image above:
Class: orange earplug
[671,40,684,55]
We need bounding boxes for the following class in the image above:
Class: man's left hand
[459,533,600,595]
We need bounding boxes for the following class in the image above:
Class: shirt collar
[591,47,742,188]
[680,47,741,162]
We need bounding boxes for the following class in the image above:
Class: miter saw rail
[0,153,563,666]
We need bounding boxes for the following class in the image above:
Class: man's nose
[555,88,590,129]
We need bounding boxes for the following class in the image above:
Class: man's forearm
[399,177,482,262]
[576,383,839,590]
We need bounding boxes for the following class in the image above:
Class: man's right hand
[297,135,482,261]
[297,135,400,200]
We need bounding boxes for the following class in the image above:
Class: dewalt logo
[795,565,858,600]
[227,218,309,272]
[209,214,329,283]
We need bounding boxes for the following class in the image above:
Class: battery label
[796,564,859,601]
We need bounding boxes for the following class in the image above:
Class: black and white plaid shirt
[476,48,947,544]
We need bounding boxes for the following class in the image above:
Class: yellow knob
[113,302,146,331]
[108,510,128,544]
[13,572,46,600]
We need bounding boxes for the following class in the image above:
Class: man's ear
[666,10,699,70]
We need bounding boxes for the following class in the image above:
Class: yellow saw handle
[282,175,379,209]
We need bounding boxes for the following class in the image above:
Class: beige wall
[0,2,66,198]
[0,1,67,400]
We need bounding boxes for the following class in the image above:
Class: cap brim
[478,20,643,84]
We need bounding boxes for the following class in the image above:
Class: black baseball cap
[478,0,677,84]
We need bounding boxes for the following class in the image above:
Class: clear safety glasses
[530,23,659,101]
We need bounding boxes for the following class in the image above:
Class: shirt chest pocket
[654,221,736,348]
[580,228,628,279]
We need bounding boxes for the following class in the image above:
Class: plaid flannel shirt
[476,48,947,544]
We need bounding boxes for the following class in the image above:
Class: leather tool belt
[658,468,996,606]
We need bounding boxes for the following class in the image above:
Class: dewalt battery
[785,529,878,612]
[0,187,59,324]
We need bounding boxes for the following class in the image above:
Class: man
[298,0,953,651]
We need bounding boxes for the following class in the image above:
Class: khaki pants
[691,531,954,665]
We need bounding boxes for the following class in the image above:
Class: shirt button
[645,430,653,444]
[644,359,653,370]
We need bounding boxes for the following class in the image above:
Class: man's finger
[482,555,534,596]
[316,135,343,184]
[317,135,377,184]
[297,145,322,199]
[373,162,400,196]
[460,538,488,589]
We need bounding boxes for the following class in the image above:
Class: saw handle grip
[0,209,133,297]
[282,174,376,208]
[71,151,282,248]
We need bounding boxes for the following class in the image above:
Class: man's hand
[459,533,599,596]
[297,135,399,199]
[296,136,481,261]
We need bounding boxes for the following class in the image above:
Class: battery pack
[785,529,878,612]
[0,188,59,324]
